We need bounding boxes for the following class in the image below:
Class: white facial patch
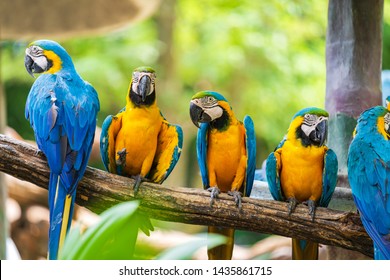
[204,106,223,121]
[384,113,390,132]
[32,55,49,71]
[26,46,48,71]
[301,114,327,137]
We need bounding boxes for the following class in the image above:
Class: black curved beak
[24,55,35,77]
[24,54,45,78]
[310,119,328,146]
[138,75,151,102]
[190,102,211,128]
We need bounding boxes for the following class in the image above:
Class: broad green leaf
[60,201,142,260]
[155,233,227,260]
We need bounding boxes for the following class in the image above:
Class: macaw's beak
[24,54,45,78]
[138,75,151,102]
[24,55,35,77]
[310,119,328,146]
[190,102,211,128]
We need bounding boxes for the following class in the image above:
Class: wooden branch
[0,134,373,257]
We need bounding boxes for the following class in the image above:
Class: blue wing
[265,140,285,201]
[25,74,99,259]
[319,148,338,207]
[348,139,390,259]
[197,122,209,189]
[26,76,99,185]
[100,115,113,172]
[243,115,256,197]
[99,107,125,176]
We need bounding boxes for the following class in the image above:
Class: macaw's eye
[208,97,213,102]
[31,46,40,55]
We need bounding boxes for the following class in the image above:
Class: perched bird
[24,40,100,259]
[100,66,183,196]
[348,106,390,260]
[386,96,390,110]
[266,107,338,260]
[382,70,390,108]
[189,91,256,260]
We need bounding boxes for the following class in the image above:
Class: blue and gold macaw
[24,40,100,259]
[266,107,338,260]
[100,67,183,196]
[348,106,390,260]
[386,96,390,110]
[189,91,256,260]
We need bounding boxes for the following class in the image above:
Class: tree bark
[0,134,373,257]
[326,0,383,175]
[0,82,7,259]
[325,0,383,260]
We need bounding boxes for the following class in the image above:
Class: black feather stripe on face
[129,87,156,107]
[209,108,230,131]
[296,126,313,147]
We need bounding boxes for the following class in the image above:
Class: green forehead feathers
[191,90,228,102]
[133,66,155,73]
[293,107,329,119]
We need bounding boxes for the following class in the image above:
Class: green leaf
[155,233,227,260]
[59,201,143,260]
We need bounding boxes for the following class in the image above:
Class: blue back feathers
[348,106,390,259]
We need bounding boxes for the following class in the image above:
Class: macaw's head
[386,96,390,111]
[189,90,233,130]
[24,40,73,77]
[288,107,329,147]
[356,106,390,140]
[128,66,156,106]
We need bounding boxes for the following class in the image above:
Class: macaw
[189,90,256,260]
[100,66,183,196]
[266,107,338,260]
[24,40,100,259]
[347,106,390,260]
[382,70,390,107]
[386,96,390,110]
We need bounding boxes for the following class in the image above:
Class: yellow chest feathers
[206,123,246,189]
[278,140,326,202]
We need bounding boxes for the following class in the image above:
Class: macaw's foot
[116,148,127,167]
[228,191,243,210]
[304,199,316,221]
[207,186,220,207]
[35,148,43,157]
[287,197,298,215]
[132,174,150,196]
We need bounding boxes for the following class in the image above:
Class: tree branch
[0,134,373,257]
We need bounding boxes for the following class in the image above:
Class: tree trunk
[0,72,8,259]
[325,0,383,259]
[326,0,383,176]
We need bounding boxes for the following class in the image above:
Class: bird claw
[287,197,298,215]
[34,148,42,157]
[116,148,127,167]
[132,174,150,196]
[207,186,220,207]
[228,191,243,210]
[305,199,316,221]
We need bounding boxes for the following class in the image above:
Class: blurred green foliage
[1,0,329,154]
[3,1,390,155]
